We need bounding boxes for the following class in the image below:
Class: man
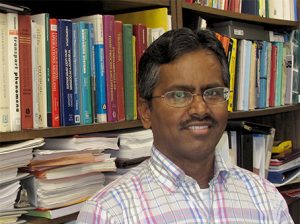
[77,28,293,223]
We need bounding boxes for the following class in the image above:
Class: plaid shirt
[77,146,293,224]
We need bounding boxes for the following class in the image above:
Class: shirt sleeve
[76,201,117,224]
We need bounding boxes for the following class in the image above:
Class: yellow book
[228,37,237,112]
[115,8,169,32]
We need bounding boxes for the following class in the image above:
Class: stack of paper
[23,135,118,219]
[0,138,44,223]
[118,129,153,158]
[268,151,300,187]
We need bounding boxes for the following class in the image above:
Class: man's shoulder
[229,165,278,193]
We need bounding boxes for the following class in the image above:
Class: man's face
[139,50,228,165]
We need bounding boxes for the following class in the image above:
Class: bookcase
[1,0,300,223]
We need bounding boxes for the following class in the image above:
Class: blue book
[77,21,92,125]
[268,167,300,184]
[87,23,97,123]
[274,42,283,106]
[57,19,75,126]
[72,22,81,124]
[258,41,268,108]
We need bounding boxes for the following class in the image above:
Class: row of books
[0,7,171,132]
[186,0,298,21]
[213,23,300,112]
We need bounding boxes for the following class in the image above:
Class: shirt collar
[149,145,232,192]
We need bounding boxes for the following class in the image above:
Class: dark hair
[138,28,229,100]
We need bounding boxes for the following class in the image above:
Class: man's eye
[172,91,187,98]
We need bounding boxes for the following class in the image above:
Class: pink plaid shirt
[77,146,293,224]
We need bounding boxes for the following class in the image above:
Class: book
[31,19,39,129]
[241,0,259,15]
[115,8,169,32]
[57,19,75,126]
[122,24,135,121]
[18,14,33,130]
[71,22,80,124]
[49,18,60,127]
[31,13,50,128]
[7,13,21,131]
[87,23,97,123]
[73,15,107,123]
[103,15,118,122]
[77,21,92,125]
[114,20,125,121]
[0,13,10,132]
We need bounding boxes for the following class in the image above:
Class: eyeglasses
[151,87,229,108]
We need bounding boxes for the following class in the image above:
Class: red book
[49,18,60,127]
[269,44,277,107]
[133,24,147,118]
[18,15,33,129]
[114,20,125,121]
[103,15,118,122]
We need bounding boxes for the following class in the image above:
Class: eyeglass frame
[150,86,230,108]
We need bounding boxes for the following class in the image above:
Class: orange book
[49,18,60,127]
[114,20,125,121]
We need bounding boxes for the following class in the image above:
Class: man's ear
[138,98,151,129]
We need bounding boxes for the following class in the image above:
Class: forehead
[157,50,223,90]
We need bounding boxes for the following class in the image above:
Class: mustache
[180,114,215,128]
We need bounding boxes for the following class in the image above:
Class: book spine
[72,22,81,124]
[114,20,125,121]
[133,24,147,118]
[87,23,97,123]
[7,13,21,131]
[31,19,39,129]
[58,19,74,126]
[122,24,134,121]
[228,37,237,112]
[31,13,49,128]
[269,44,277,107]
[103,15,118,122]
[0,13,10,132]
[18,14,33,129]
[90,15,107,123]
[49,18,60,127]
[78,22,92,124]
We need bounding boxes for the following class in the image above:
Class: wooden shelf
[228,104,300,119]
[180,2,299,29]
[0,120,143,143]
[1,105,299,143]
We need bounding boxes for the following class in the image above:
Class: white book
[31,13,49,128]
[7,13,21,131]
[0,13,10,132]
[31,19,39,129]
